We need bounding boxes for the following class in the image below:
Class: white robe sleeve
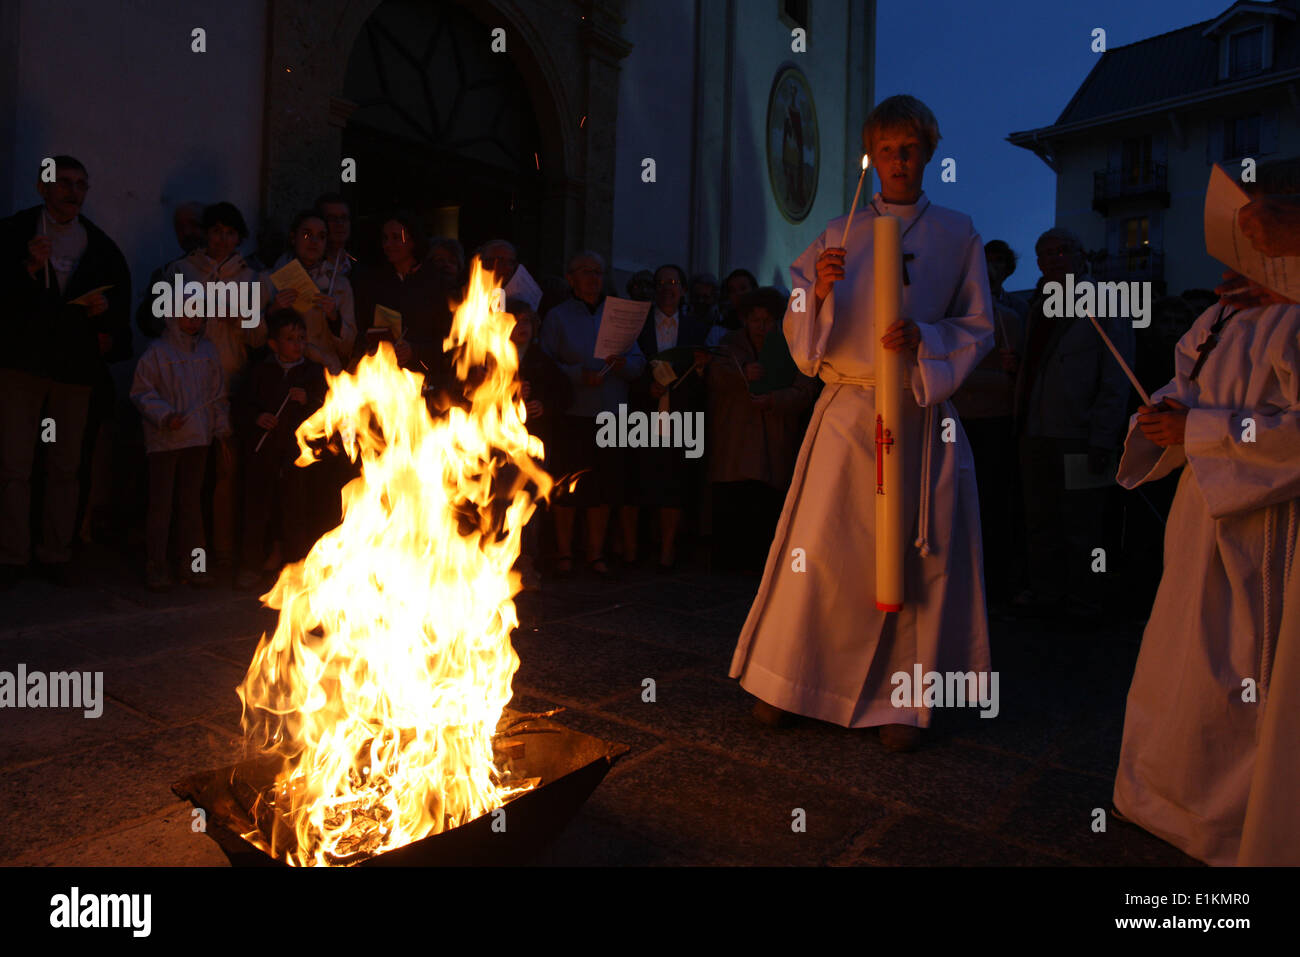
[783,230,834,377]
[1116,377,1189,487]
[1118,311,1300,517]
[909,225,995,407]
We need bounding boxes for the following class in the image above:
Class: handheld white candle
[1086,312,1151,406]
[839,155,870,248]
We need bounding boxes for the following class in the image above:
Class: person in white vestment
[1114,165,1300,865]
[729,95,994,752]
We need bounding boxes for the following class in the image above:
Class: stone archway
[260,0,631,275]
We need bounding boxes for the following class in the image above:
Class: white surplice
[1114,302,1300,866]
[729,193,995,727]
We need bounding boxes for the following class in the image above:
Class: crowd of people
[0,153,1229,615]
[2,112,1296,868]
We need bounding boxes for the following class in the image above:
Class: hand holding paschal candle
[880,318,920,353]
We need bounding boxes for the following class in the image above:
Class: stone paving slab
[0,547,1200,867]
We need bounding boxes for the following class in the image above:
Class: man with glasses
[315,193,354,279]
[0,155,131,586]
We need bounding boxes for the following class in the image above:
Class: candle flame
[862,155,870,171]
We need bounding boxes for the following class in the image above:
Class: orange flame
[236,260,551,866]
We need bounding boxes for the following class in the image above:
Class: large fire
[236,260,552,866]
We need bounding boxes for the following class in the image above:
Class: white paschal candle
[874,214,904,612]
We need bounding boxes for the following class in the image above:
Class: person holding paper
[728,96,994,751]
[352,213,451,390]
[1111,166,1300,866]
[0,155,131,587]
[540,250,645,577]
[625,264,711,571]
[265,211,356,376]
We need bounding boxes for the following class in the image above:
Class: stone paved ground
[0,542,1196,867]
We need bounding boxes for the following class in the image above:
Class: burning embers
[234,260,553,866]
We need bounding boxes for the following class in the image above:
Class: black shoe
[37,562,74,587]
[752,699,794,728]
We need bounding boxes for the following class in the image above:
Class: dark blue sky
[876,0,1232,291]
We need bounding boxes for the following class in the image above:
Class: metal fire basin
[172,709,626,867]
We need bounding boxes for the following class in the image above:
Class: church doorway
[341,0,547,269]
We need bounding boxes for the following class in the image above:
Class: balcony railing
[1093,163,1170,213]
[1090,249,1165,284]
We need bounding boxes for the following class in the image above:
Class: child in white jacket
[130,311,230,590]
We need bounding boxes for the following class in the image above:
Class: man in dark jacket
[0,155,131,584]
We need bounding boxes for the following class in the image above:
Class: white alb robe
[1114,302,1300,866]
[729,193,995,727]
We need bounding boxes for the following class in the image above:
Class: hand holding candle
[840,155,870,247]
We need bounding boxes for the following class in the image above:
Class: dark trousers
[0,369,92,565]
[1019,435,1107,604]
[240,445,316,571]
[961,415,1019,604]
[147,446,209,570]
[711,480,784,573]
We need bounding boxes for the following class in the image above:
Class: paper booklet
[503,263,543,311]
[269,259,322,316]
[69,284,113,307]
[369,304,403,341]
[1204,163,1300,301]
[592,296,648,359]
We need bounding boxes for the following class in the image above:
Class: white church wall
[727,0,869,292]
[612,0,873,294]
[611,0,697,287]
[5,0,267,346]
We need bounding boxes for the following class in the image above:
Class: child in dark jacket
[234,312,327,589]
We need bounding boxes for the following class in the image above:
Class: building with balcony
[1008,0,1300,296]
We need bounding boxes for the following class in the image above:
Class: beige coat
[706,328,818,489]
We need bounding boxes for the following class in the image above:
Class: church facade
[1,0,874,321]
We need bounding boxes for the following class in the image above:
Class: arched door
[341,0,545,268]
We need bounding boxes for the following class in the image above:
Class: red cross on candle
[875,414,894,495]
